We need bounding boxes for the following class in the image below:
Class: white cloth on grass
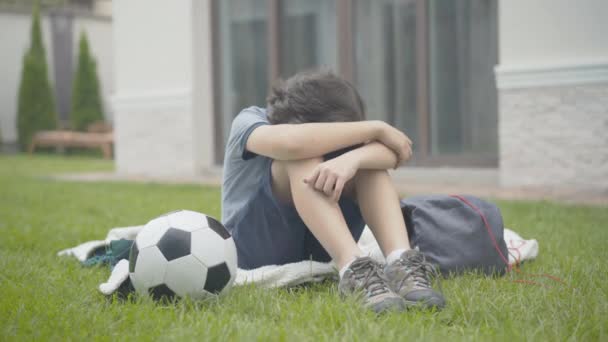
[57,225,538,296]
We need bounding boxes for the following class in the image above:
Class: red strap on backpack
[450,195,571,289]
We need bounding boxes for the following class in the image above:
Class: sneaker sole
[403,298,446,310]
[370,297,407,314]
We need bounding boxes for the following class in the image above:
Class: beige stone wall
[499,83,608,192]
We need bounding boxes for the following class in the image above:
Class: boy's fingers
[323,175,336,196]
[315,170,327,190]
[333,178,345,201]
[405,135,412,145]
[304,167,320,184]
[399,149,408,161]
[400,145,412,162]
[403,148,412,161]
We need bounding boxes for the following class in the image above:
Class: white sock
[386,248,408,265]
[338,258,358,279]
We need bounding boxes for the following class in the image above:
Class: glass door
[353,0,419,152]
[428,0,498,160]
[279,0,337,78]
[352,0,498,166]
[216,0,269,147]
[213,0,498,166]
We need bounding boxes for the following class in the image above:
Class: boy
[221,70,445,313]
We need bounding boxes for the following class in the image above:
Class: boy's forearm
[346,141,400,170]
[274,121,383,160]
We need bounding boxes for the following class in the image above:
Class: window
[215,0,268,148]
[428,0,498,158]
[353,0,419,150]
[352,0,498,166]
[279,0,337,78]
[213,0,498,166]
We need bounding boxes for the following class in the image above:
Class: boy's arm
[303,141,412,201]
[246,121,411,161]
[347,141,408,170]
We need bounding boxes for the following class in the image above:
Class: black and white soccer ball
[129,210,237,300]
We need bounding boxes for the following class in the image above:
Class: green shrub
[71,31,104,131]
[16,3,57,149]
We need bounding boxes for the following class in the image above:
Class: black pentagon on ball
[206,215,231,240]
[157,228,191,261]
[204,262,231,294]
[128,241,139,273]
[148,283,176,301]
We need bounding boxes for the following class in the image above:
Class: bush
[71,31,104,131]
[16,3,57,149]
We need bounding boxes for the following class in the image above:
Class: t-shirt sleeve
[226,108,270,161]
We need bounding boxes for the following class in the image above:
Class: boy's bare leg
[273,158,406,313]
[354,169,411,257]
[271,158,362,269]
[353,169,446,308]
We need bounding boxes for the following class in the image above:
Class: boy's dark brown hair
[266,70,366,124]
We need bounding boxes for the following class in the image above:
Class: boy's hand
[375,121,413,164]
[303,154,359,202]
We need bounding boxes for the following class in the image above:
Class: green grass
[1,154,606,341]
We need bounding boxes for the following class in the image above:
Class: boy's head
[266,70,366,124]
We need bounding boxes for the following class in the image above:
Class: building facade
[0,3,114,147]
[111,0,608,192]
[495,1,608,191]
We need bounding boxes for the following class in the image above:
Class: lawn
[0,154,606,341]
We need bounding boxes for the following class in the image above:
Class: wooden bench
[28,122,114,159]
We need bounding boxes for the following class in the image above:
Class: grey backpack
[400,194,508,276]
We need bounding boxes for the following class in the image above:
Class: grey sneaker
[384,249,446,309]
[338,256,406,314]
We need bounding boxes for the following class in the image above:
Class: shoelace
[394,254,440,292]
[351,259,391,297]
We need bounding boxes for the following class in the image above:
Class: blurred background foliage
[71,31,104,131]
[16,3,57,148]
[14,0,105,150]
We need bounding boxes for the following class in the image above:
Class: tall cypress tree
[16,2,57,149]
[71,31,104,131]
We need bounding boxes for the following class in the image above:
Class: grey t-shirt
[221,106,270,230]
[221,106,365,269]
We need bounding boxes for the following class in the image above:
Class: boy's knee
[355,169,390,181]
[271,158,322,204]
[343,170,391,201]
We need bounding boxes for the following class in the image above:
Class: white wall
[499,0,608,68]
[93,0,112,17]
[0,12,54,144]
[112,0,215,175]
[0,10,113,145]
[113,0,192,93]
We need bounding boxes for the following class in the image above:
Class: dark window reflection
[218,0,268,144]
[279,0,337,78]
[428,0,498,156]
[353,0,419,151]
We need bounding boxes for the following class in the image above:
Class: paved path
[51,171,608,206]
